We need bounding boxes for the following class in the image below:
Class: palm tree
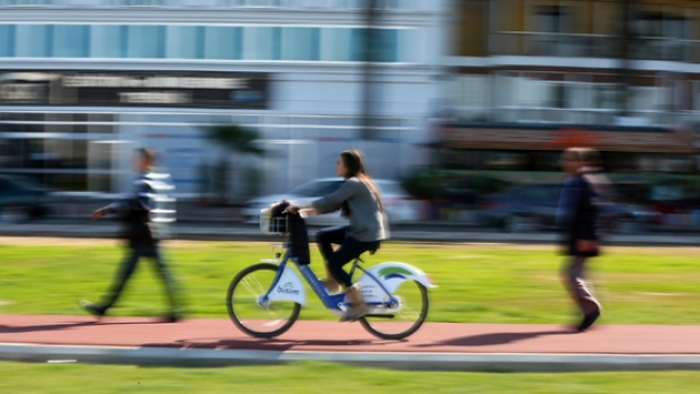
[203,124,265,206]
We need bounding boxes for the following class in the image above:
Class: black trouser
[561,256,601,316]
[316,226,380,288]
[98,242,180,315]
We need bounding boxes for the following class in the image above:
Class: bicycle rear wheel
[227,263,301,338]
[360,280,429,340]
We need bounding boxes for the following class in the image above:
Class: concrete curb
[1,343,699,372]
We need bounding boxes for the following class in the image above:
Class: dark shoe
[159,314,181,324]
[577,310,601,332]
[79,300,105,322]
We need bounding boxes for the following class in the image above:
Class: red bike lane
[1,314,699,355]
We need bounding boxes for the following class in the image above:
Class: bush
[400,167,444,199]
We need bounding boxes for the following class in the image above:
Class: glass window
[15,24,51,57]
[22,139,44,169]
[126,25,165,58]
[53,25,90,58]
[72,113,89,133]
[0,138,21,168]
[43,139,87,170]
[372,28,398,62]
[166,25,204,59]
[0,25,16,57]
[50,173,89,192]
[242,26,280,60]
[280,27,319,61]
[320,28,353,61]
[535,5,570,33]
[90,25,126,58]
[397,28,418,63]
[203,26,241,59]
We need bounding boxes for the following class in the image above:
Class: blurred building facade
[440,0,700,177]
[0,0,449,200]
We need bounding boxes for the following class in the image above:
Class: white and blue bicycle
[226,204,436,340]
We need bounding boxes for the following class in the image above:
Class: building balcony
[443,105,689,130]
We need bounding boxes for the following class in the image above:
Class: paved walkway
[1,315,699,371]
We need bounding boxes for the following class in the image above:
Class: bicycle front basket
[260,207,289,235]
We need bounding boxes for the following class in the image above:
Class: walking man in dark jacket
[80,147,181,323]
[556,147,602,332]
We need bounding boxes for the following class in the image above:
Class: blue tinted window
[2,23,403,62]
[166,25,203,59]
[203,26,241,60]
[281,27,319,61]
[0,25,16,57]
[15,25,51,57]
[320,28,352,61]
[373,28,398,62]
[397,28,417,63]
[53,25,90,58]
[242,26,280,60]
[91,25,126,58]
[127,25,165,58]
[350,28,366,62]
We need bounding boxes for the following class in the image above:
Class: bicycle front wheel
[227,263,301,338]
[360,280,429,340]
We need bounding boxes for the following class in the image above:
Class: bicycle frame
[261,243,398,311]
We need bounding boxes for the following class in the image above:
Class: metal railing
[445,105,682,128]
[490,31,615,58]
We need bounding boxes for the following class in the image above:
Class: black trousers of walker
[98,241,180,315]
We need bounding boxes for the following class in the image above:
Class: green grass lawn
[0,239,698,325]
[0,361,698,394]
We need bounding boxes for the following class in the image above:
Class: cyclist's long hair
[339,150,384,219]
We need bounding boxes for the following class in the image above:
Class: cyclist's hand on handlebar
[283,205,300,215]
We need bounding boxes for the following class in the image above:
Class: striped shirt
[107,169,176,241]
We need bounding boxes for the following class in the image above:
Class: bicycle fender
[267,265,306,306]
[356,262,436,303]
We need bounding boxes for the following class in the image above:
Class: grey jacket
[311,177,388,242]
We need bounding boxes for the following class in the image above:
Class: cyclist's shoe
[340,284,369,322]
[320,278,342,294]
[79,300,105,322]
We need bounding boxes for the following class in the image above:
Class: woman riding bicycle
[284,149,387,322]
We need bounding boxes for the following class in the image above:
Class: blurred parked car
[243,178,419,226]
[441,175,511,206]
[477,183,659,234]
[0,175,50,222]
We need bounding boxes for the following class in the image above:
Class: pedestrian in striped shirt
[80,147,181,323]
